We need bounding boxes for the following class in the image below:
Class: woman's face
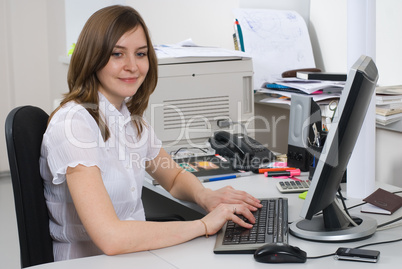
[97,26,149,109]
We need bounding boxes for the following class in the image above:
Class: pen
[264,169,301,177]
[254,167,298,174]
[201,172,256,183]
[202,174,238,183]
[235,19,245,52]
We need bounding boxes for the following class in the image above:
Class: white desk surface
[31,174,402,268]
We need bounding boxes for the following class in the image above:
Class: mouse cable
[306,252,336,260]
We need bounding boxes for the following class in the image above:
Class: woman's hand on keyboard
[200,203,256,236]
[196,186,262,213]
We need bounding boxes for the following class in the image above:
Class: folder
[362,188,402,215]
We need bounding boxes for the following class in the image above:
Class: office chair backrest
[5,106,54,268]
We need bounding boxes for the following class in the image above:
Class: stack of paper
[375,85,402,125]
[269,78,344,95]
[154,39,250,62]
[255,77,342,106]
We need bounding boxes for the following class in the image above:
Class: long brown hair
[53,5,158,140]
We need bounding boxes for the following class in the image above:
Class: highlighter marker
[264,169,301,177]
[254,167,298,174]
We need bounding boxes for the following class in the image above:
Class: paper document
[256,88,341,104]
[155,39,250,59]
[376,85,402,95]
[361,203,391,215]
[233,8,315,88]
[273,78,345,94]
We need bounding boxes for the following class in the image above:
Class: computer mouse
[254,243,307,263]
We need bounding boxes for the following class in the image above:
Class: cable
[333,189,359,227]
[354,237,402,249]
[170,147,208,157]
[234,121,248,136]
[307,236,402,259]
[347,190,402,212]
[339,190,402,230]
[377,221,402,231]
[314,190,402,230]
[345,201,365,211]
[307,252,336,260]
[377,215,402,229]
[306,190,402,260]
[334,198,358,227]
[337,189,353,218]
[307,237,402,260]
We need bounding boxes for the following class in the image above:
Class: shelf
[376,120,402,133]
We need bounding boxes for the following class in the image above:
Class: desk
[31,174,402,268]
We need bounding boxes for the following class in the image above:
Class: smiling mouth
[120,77,138,83]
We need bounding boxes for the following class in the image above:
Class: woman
[40,5,261,261]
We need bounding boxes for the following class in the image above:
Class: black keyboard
[213,198,288,254]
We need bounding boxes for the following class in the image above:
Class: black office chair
[5,105,53,268]
[5,105,185,267]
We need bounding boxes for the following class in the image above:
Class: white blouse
[40,92,162,261]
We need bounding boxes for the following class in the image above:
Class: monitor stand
[289,215,377,242]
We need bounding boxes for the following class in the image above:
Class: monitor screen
[289,55,379,242]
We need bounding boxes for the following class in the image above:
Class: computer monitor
[289,55,379,242]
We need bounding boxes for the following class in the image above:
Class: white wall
[376,1,402,86]
[310,0,402,188]
[0,0,56,171]
[0,0,13,171]
[309,0,348,73]
[375,0,402,187]
[124,0,240,49]
[310,0,402,87]
[65,0,126,53]
[65,0,311,55]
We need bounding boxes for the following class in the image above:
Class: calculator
[276,180,311,193]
